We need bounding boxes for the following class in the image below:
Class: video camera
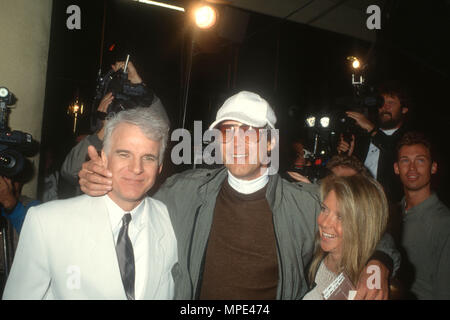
[90,55,154,132]
[334,83,384,144]
[0,87,37,178]
[298,57,384,181]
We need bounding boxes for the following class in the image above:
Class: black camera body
[91,67,154,132]
[0,87,37,178]
[334,84,384,143]
[299,83,384,179]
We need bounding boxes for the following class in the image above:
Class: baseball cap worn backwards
[209,91,277,130]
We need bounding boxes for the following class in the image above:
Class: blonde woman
[303,174,389,300]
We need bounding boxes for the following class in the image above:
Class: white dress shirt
[364,128,398,178]
[104,195,149,300]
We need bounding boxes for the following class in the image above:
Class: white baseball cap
[209,91,277,130]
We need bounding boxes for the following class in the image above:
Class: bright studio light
[320,116,330,128]
[306,116,316,128]
[347,56,361,70]
[194,5,217,29]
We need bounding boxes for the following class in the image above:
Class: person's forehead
[382,93,401,103]
[399,144,430,157]
[110,123,157,146]
[324,189,338,204]
[220,120,246,126]
[112,122,141,136]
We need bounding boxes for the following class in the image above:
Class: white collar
[380,128,398,136]
[227,169,269,194]
[104,195,147,231]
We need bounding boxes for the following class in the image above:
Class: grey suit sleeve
[2,207,51,299]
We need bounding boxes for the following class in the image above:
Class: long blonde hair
[308,174,389,286]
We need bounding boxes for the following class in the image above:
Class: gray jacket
[154,167,400,300]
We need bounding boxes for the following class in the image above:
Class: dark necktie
[115,213,135,300]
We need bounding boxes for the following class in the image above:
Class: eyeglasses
[217,124,264,144]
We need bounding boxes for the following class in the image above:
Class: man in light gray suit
[3,106,177,300]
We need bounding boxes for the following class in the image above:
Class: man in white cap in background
[79,91,400,300]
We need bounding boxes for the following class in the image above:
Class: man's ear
[158,163,163,174]
[431,161,437,175]
[394,162,400,175]
[401,106,409,115]
[101,150,108,167]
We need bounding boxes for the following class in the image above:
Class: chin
[116,185,149,201]
[121,192,146,202]
[227,164,261,180]
[320,244,332,254]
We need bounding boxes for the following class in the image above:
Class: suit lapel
[83,196,126,299]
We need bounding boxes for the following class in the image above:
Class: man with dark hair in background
[338,80,411,202]
[0,161,39,295]
[393,131,450,299]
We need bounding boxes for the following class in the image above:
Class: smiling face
[220,120,273,181]
[102,122,162,211]
[317,190,343,259]
[394,143,437,193]
[378,94,408,129]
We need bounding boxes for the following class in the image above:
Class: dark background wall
[39,0,450,204]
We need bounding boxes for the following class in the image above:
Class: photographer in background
[60,60,169,196]
[0,213,17,296]
[0,159,40,234]
[337,81,411,202]
[1,170,39,295]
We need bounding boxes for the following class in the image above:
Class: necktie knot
[122,213,132,226]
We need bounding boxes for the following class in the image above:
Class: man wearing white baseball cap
[79,90,400,300]
[209,91,277,130]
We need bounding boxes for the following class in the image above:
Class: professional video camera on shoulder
[298,56,385,181]
[334,56,384,142]
[0,87,38,178]
[297,112,333,183]
[90,55,154,131]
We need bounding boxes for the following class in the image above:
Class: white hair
[102,107,169,164]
